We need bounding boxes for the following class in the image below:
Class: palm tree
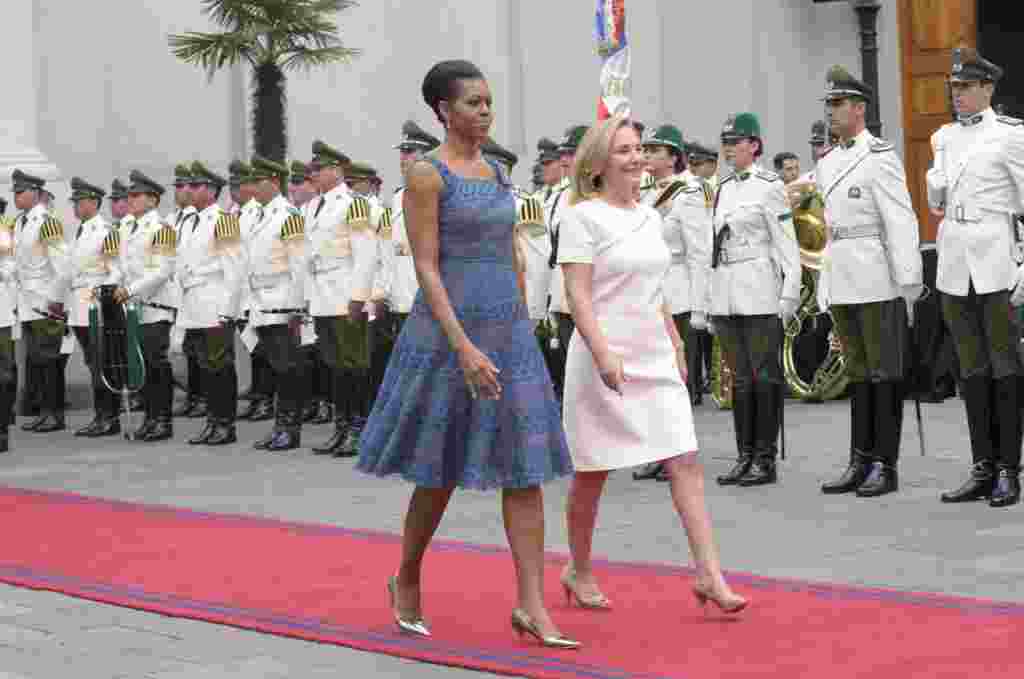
[169,0,361,162]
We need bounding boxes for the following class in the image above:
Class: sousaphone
[89,284,147,438]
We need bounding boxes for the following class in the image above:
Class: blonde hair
[569,113,642,205]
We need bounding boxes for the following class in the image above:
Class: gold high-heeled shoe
[510,608,581,650]
[692,580,748,615]
[560,567,612,610]
[387,576,431,636]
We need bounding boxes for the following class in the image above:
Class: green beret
[559,125,590,153]
[289,160,310,184]
[110,179,129,200]
[394,120,441,152]
[311,140,350,169]
[482,139,518,169]
[70,176,106,202]
[643,124,685,153]
[190,161,227,188]
[950,47,1004,83]
[249,155,289,182]
[345,162,376,181]
[823,65,873,101]
[173,164,193,186]
[721,113,762,142]
[11,169,46,193]
[128,169,165,196]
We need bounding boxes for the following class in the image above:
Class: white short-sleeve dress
[557,198,698,472]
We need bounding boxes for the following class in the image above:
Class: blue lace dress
[357,158,573,490]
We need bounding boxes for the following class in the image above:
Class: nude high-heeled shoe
[692,580,748,615]
[510,608,581,649]
[560,566,612,610]
[387,576,431,636]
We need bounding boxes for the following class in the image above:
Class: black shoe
[248,399,274,422]
[253,429,276,450]
[237,400,259,420]
[188,420,216,445]
[173,397,197,418]
[313,419,349,455]
[75,415,106,437]
[717,455,753,486]
[633,462,664,480]
[333,417,364,458]
[142,418,173,442]
[268,429,301,451]
[855,461,898,497]
[821,449,872,494]
[302,401,319,424]
[205,422,237,446]
[187,399,209,419]
[311,401,332,425]
[82,417,121,438]
[738,455,777,487]
[32,413,66,433]
[21,412,48,432]
[989,467,1021,508]
[134,418,156,440]
[940,462,995,503]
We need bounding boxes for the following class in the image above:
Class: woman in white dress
[557,114,747,614]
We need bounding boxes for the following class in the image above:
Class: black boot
[206,419,238,446]
[248,398,274,422]
[311,400,332,425]
[88,415,122,437]
[32,412,66,433]
[717,386,755,485]
[989,466,1021,508]
[189,418,216,445]
[173,395,197,418]
[21,411,47,431]
[253,428,276,450]
[238,399,259,420]
[302,399,320,423]
[268,411,301,451]
[739,452,777,486]
[335,371,367,457]
[187,398,209,418]
[75,411,107,437]
[738,382,779,486]
[314,411,350,455]
[334,416,364,457]
[822,382,874,494]
[142,416,174,442]
[856,460,898,497]
[856,381,901,497]
[0,428,7,454]
[940,376,994,502]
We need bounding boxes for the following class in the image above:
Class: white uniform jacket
[815,130,922,308]
[305,183,374,317]
[121,209,178,325]
[167,206,199,244]
[546,177,572,314]
[928,108,1024,296]
[381,188,420,314]
[49,215,122,327]
[515,190,552,321]
[245,195,307,328]
[0,217,18,328]
[663,183,713,315]
[177,204,245,329]
[639,173,685,209]
[710,166,800,316]
[236,198,263,316]
[15,204,69,322]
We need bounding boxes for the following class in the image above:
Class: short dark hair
[773,151,798,171]
[422,60,486,127]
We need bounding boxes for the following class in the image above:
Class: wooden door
[897,0,976,242]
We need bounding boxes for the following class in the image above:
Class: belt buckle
[955,204,966,222]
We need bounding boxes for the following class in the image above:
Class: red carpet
[0,486,1021,679]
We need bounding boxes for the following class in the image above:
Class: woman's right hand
[595,351,626,395]
[457,341,502,400]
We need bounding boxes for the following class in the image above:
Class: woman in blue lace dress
[357,60,577,649]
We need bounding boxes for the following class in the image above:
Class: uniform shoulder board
[286,206,300,216]
[719,173,736,186]
[653,180,688,210]
[517,197,545,226]
[377,207,393,238]
[700,181,714,208]
[755,169,781,182]
[280,214,305,241]
[346,196,371,231]
[214,213,241,242]
[39,216,64,243]
[151,225,178,255]
[101,229,121,257]
[997,115,1024,127]
[870,138,895,153]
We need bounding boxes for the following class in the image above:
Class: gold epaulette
[152,225,178,255]
[39,217,64,243]
[101,229,121,257]
[214,213,241,242]
[701,181,714,209]
[346,196,370,231]
[281,214,305,241]
[378,207,393,239]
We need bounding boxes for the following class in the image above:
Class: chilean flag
[595,0,630,120]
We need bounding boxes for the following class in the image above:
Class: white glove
[690,311,707,331]
[705,318,716,336]
[1011,267,1024,307]
[779,297,799,325]
[901,284,924,326]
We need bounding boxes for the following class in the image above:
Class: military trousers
[72,326,120,417]
[315,314,371,418]
[550,312,575,400]
[369,309,404,411]
[831,298,908,382]
[22,319,65,414]
[941,284,1021,380]
[672,312,702,400]
[183,326,237,423]
[139,321,173,419]
[0,327,16,428]
[713,314,783,391]
[254,324,307,419]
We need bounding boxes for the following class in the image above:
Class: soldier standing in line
[711,114,801,488]
[929,48,1024,507]
[686,141,720,396]
[179,162,245,446]
[13,170,69,433]
[112,171,179,442]
[306,141,374,457]
[244,156,309,451]
[47,178,123,437]
[813,66,923,498]
[537,137,561,202]
[0,198,18,453]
